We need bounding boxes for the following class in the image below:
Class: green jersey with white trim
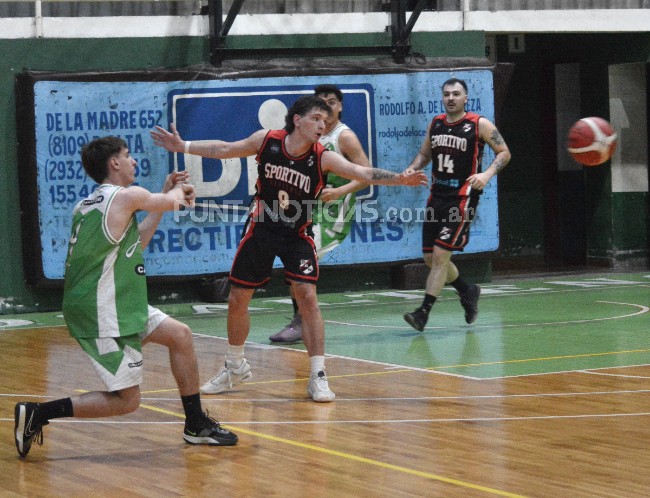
[63,184,148,339]
[313,123,358,257]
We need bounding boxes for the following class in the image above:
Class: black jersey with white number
[252,129,327,234]
[429,112,484,196]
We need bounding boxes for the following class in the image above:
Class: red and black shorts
[229,222,319,288]
[422,194,479,253]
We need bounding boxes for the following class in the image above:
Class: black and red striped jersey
[252,129,327,234]
[429,112,485,196]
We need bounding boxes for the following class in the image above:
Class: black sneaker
[403,308,428,332]
[15,402,48,458]
[184,411,238,446]
[459,284,481,324]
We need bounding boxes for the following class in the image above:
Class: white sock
[309,355,325,374]
[226,344,245,367]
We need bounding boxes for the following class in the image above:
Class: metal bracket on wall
[208,0,432,66]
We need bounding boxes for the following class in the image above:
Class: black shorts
[229,222,319,288]
[422,194,479,253]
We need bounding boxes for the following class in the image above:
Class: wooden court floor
[1,271,650,497]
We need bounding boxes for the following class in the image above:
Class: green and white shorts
[312,193,355,259]
[74,306,168,392]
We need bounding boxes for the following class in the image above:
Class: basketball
[567,117,618,166]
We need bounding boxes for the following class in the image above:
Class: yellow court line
[140,349,650,395]
[140,371,413,394]
[139,403,527,498]
[432,348,650,370]
[143,350,650,395]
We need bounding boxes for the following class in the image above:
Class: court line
[4,409,650,425]
[325,300,648,330]
[6,387,650,403]
[191,284,650,320]
[141,345,650,395]
[580,370,650,379]
[2,280,646,497]
[432,347,650,373]
[0,282,648,332]
[125,404,525,497]
[5,300,648,383]
[500,362,650,379]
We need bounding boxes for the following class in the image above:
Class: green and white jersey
[319,123,352,189]
[313,123,357,257]
[63,184,148,339]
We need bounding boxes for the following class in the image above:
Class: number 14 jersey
[429,112,485,197]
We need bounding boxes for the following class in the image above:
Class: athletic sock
[226,344,245,367]
[292,298,299,315]
[181,393,204,425]
[309,355,325,374]
[449,276,470,295]
[420,294,437,314]
[39,397,73,422]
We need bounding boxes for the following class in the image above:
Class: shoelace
[33,427,44,447]
[283,315,301,328]
[201,410,222,430]
[316,373,329,388]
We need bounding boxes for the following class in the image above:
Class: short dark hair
[442,77,468,94]
[314,84,343,102]
[284,95,331,133]
[81,136,127,184]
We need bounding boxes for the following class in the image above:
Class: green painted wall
[223,31,485,58]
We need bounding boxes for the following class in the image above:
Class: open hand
[399,170,428,187]
[151,123,184,153]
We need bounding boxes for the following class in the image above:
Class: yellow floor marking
[138,403,526,497]
[434,348,650,370]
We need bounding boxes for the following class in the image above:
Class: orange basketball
[567,117,618,166]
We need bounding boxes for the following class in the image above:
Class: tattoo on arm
[494,158,508,174]
[490,129,505,146]
[371,169,397,182]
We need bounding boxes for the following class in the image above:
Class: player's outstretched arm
[320,130,372,202]
[151,123,265,159]
[322,151,428,187]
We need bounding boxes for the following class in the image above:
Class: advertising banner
[18,69,498,283]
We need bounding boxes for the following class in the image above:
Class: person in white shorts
[14,136,237,459]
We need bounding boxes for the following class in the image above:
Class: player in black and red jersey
[152,96,427,402]
[403,78,511,332]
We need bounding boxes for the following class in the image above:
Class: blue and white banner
[31,70,497,279]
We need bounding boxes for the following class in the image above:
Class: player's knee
[116,387,141,414]
[173,322,193,347]
[228,287,250,312]
[431,249,452,267]
[295,290,319,314]
[164,322,193,353]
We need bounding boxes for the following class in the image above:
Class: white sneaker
[200,359,252,395]
[308,371,335,403]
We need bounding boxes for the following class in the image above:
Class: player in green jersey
[14,136,237,459]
